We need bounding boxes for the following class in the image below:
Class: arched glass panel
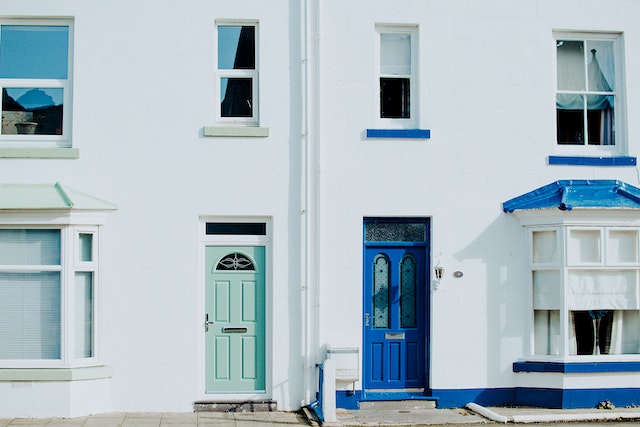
[400,254,417,328]
[373,254,390,328]
[215,253,256,271]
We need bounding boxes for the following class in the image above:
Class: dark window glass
[216,253,256,271]
[573,310,613,355]
[380,78,410,118]
[557,108,584,144]
[220,78,252,117]
[218,26,255,70]
[365,220,426,242]
[206,222,266,235]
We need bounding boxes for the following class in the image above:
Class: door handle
[365,313,370,327]
[205,313,215,332]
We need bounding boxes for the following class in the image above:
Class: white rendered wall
[316,0,640,394]
[0,0,304,417]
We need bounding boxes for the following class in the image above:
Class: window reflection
[1,88,64,135]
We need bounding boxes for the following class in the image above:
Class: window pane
[0,229,60,265]
[400,255,416,328]
[534,310,560,356]
[220,77,253,117]
[556,97,584,145]
[206,222,266,235]
[218,26,255,70]
[621,311,640,354]
[586,40,615,91]
[373,255,389,329]
[609,230,638,263]
[0,25,69,79]
[380,77,410,119]
[571,310,614,355]
[532,230,557,263]
[2,88,64,135]
[0,272,60,359]
[365,221,426,242]
[380,33,411,75]
[568,229,601,264]
[533,270,561,309]
[557,40,585,91]
[586,95,614,145]
[75,272,93,358]
[79,233,93,262]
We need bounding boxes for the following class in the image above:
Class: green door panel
[205,246,265,392]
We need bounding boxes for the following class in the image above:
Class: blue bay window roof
[503,180,640,213]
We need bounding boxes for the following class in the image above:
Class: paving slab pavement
[2,406,640,426]
[0,411,309,427]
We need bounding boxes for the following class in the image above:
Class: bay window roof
[503,180,640,213]
[0,183,116,211]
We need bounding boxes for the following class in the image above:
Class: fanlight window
[215,253,256,271]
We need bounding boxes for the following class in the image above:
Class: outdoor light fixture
[434,266,444,280]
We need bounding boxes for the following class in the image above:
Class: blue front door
[363,244,427,390]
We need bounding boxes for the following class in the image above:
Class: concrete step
[193,400,277,412]
[359,399,437,411]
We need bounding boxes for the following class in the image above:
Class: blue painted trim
[517,387,640,409]
[548,156,637,166]
[336,387,640,409]
[366,129,431,139]
[361,391,438,401]
[336,390,362,410]
[514,361,640,373]
[431,388,516,408]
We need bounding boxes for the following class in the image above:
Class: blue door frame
[363,218,430,393]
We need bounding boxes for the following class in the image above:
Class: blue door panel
[364,245,427,390]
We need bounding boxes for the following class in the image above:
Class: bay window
[530,226,640,357]
[0,226,100,365]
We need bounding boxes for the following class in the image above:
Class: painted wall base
[336,387,640,410]
[0,378,112,418]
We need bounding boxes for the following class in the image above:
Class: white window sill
[203,126,269,138]
[0,365,113,381]
[0,147,79,159]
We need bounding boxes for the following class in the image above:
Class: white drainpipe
[301,0,320,407]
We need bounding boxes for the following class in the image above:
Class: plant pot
[15,122,38,135]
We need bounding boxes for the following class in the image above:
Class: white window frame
[0,19,73,147]
[0,224,103,369]
[375,25,419,129]
[526,222,640,361]
[553,31,626,157]
[214,20,259,126]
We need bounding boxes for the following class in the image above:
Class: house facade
[1,0,640,418]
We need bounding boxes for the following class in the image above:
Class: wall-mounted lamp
[434,266,444,280]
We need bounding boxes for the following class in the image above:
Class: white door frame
[197,216,272,401]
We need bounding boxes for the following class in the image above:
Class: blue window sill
[548,156,637,166]
[514,361,640,373]
[366,129,430,139]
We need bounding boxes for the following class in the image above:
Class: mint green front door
[205,246,265,392]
